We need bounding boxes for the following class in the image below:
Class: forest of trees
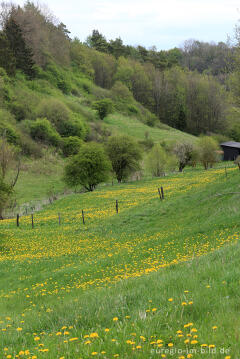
[0,1,240,139]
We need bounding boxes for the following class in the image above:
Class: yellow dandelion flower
[113,317,118,321]
[191,340,198,344]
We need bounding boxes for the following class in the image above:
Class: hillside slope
[0,165,239,357]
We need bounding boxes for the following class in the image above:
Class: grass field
[0,165,239,358]
[104,114,196,144]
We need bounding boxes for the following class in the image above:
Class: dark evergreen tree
[86,30,109,53]
[0,32,16,76]
[176,105,187,131]
[4,17,36,78]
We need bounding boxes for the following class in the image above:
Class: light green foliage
[111,81,133,102]
[36,98,70,130]
[62,136,83,157]
[93,98,114,120]
[234,155,240,169]
[30,118,61,147]
[146,144,177,176]
[106,135,142,182]
[197,136,220,169]
[0,177,12,218]
[70,38,94,78]
[0,109,19,144]
[64,142,111,191]
[172,141,194,172]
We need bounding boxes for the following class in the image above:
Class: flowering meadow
[0,166,239,358]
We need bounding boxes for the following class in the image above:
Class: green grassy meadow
[0,165,239,358]
[104,114,196,144]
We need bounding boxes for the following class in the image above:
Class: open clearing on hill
[0,165,239,358]
[104,114,196,144]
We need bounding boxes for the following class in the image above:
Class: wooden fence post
[82,210,85,224]
[16,214,19,227]
[158,188,162,200]
[31,214,34,229]
[116,200,119,214]
[58,213,61,225]
[161,186,164,200]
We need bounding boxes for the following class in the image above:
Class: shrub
[197,136,220,169]
[0,177,12,219]
[146,144,177,177]
[93,99,114,120]
[106,135,142,182]
[64,142,111,191]
[58,114,87,139]
[111,81,133,101]
[10,101,29,121]
[127,104,140,115]
[18,132,43,158]
[62,136,83,157]
[0,109,19,144]
[172,142,194,172]
[36,98,71,130]
[30,118,61,147]
[234,155,240,170]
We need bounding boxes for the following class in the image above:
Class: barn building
[220,141,240,161]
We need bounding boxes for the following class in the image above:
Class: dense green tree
[93,99,114,120]
[4,17,36,78]
[62,136,82,157]
[108,37,126,58]
[64,142,111,191]
[86,30,109,53]
[106,136,142,182]
[0,32,16,75]
[29,118,61,147]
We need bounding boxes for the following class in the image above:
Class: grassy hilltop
[0,165,239,358]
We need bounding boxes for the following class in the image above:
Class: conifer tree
[4,17,36,78]
[0,32,16,75]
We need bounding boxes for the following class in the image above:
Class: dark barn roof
[220,141,240,149]
[220,141,240,161]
